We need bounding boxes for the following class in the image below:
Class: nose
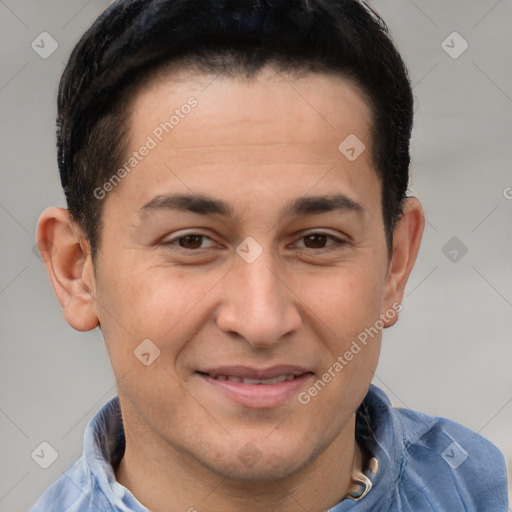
[215,250,302,348]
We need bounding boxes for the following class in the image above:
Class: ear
[36,207,99,331]
[382,197,424,327]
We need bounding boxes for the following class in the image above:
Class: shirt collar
[82,397,147,510]
[83,385,406,511]
[351,384,406,508]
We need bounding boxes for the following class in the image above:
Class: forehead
[110,67,379,220]
[130,65,372,154]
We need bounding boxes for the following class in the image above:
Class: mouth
[203,373,297,385]
[196,366,314,408]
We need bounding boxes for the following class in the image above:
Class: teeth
[242,378,262,385]
[210,374,296,384]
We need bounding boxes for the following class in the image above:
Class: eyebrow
[138,193,363,219]
[287,194,363,216]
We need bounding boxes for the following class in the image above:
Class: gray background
[1,1,511,510]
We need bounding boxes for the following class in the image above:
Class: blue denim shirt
[30,385,508,511]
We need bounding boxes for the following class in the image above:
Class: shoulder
[29,458,115,512]
[358,386,508,511]
[395,406,508,511]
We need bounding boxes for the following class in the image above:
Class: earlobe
[383,197,425,327]
[36,207,99,332]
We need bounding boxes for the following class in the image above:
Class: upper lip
[197,365,313,379]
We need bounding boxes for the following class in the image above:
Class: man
[31,0,508,510]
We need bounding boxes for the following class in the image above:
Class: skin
[37,67,424,512]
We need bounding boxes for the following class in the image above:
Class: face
[89,67,399,480]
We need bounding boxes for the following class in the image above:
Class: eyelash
[163,231,347,252]
[292,232,347,251]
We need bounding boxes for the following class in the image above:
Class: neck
[115,405,363,512]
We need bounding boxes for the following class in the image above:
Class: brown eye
[294,232,346,252]
[303,234,329,248]
[163,232,218,251]
[178,234,204,249]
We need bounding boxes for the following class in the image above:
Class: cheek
[301,264,385,340]
[297,263,384,399]
[95,261,224,364]
[301,273,383,419]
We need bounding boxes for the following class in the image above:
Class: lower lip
[198,373,314,408]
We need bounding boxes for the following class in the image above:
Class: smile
[206,374,297,384]
[196,367,314,408]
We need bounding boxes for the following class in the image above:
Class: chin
[210,455,308,483]
[188,434,318,483]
